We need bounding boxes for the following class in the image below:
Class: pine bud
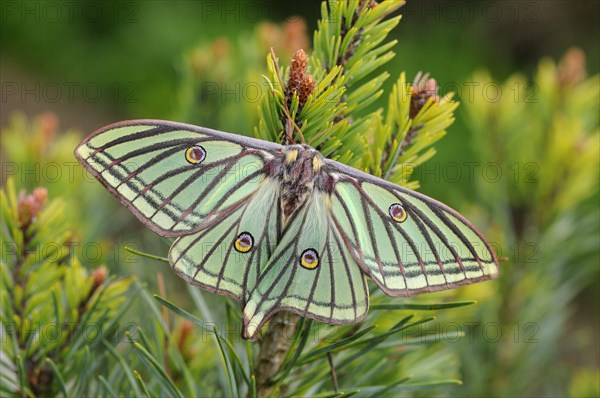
[286,49,315,108]
[91,266,108,290]
[17,187,48,229]
[410,72,440,119]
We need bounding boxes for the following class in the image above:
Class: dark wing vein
[427,204,484,271]
[330,223,358,318]
[393,193,467,277]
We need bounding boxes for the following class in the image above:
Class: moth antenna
[306,122,338,146]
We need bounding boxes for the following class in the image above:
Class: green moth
[75,120,499,339]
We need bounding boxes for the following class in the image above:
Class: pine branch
[254,312,300,397]
[255,0,457,186]
[0,178,135,396]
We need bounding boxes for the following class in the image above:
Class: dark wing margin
[74,119,284,237]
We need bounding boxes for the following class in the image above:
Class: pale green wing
[242,193,369,340]
[74,119,283,237]
[327,161,498,296]
[169,179,280,302]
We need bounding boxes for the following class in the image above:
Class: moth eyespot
[185,145,206,164]
[389,203,407,223]
[234,232,254,253]
[300,248,319,270]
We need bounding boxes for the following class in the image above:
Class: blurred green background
[1,1,599,397]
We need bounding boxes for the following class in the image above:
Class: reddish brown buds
[286,49,316,108]
[410,72,440,119]
[17,187,48,229]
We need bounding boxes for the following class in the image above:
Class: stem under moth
[254,312,300,396]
